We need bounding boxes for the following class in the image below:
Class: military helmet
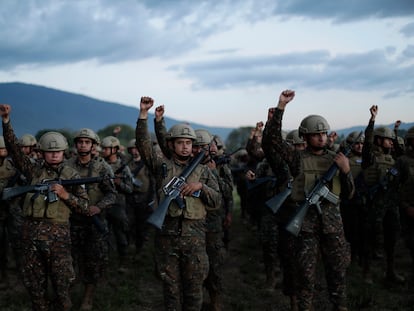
[101,136,120,148]
[346,131,365,144]
[299,115,330,136]
[213,135,225,149]
[286,130,305,145]
[18,134,37,147]
[0,136,5,148]
[194,129,212,146]
[38,132,68,152]
[373,127,395,139]
[74,128,98,144]
[405,126,414,140]
[167,123,196,140]
[127,138,136,149]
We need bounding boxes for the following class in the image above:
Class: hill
[0,82,412,142]
[0,82,234,140]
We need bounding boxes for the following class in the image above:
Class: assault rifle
[285,131,363,236]
[2,175,115,234]
[246,176,277,191]
[147,151,205,229]
[265,178,292,214]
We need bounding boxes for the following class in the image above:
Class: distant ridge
[0,82,234,139]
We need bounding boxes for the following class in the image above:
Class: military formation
[0,90,413,310]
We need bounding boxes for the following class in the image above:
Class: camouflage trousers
[278,227,299,296]
[259,210,279,280]
[155,228,209,311]
[296,229,350,310]
[71,220,109,285]
[21,219,75,311]
[204,231,226,298]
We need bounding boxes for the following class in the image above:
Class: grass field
[1,193,414,310]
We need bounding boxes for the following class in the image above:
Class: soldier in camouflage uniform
[396,126,414,281]
[136,97,221,311]
[101,135,133,272]
[126,138,156,256]
[340,131,365,264]
[360,105,404,284]
[193,129,228,311]
[0,136,17,289]
[66,128,117,310]
[1,105,90,311]
[262,90,354,311]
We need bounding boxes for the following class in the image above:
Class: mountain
[0,82,234,140]
[0,82,412,142]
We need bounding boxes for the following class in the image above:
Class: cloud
[401,22,414,37]
[171,48,414,95]
[274,0,414,22]
[0,0,412,69]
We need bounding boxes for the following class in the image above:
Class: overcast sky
[0,0,413,131]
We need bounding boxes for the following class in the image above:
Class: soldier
[18,133,38,159]
[360,105,404,284]
[136,97,221,311]
[101,135,133,272]
[0,105,90,311]
[396,126,414,281]
[193,129,227,311]
[341,131,365,264]
[66,128,117,310]
[262,90,354,311]
[0,136,17,289]
[211,134,233,251]
[125,138,156,256]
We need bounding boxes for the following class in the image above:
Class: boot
[333,306,348,311]
[0,269,9,290]
[289,295,298,311]
[117,255,129,274]
[80,284,96,311]
[209,292,223,311]
[385,255,405,284]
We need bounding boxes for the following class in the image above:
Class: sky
[0,0,413,131]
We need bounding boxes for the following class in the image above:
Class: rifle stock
[147,151,205,229]
[265,185,292,214]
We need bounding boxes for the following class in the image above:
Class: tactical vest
[23,165,78,223]
[67,157,106,205]
[291,150,341,202]
[363,148,395,186]
[348,153,362,180]
[0,158,17,193]
[398,154,414,203]
[159,161,207,220]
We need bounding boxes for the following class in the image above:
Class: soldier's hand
[155,105,165,121]
[256,121,264,132]
[245,170,256,181]
[394,120,401,130]
[180,182,202,197]
[278,89,295,109]
[50,183,70,200]
[140,96,154,111]
[334,152,350,174]
[0,104,11,122]
[369,105,378,120]
[113,126,122,136]
[89,205,101,216]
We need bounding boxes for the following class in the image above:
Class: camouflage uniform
[0,154,16,286]
[126,156,155,253]
[396,142,414,278]
[105,157,133,263]
[262,108,353,310]
[360,121,402,281]
[66,156,116,285]
[3,121,89,311]
[136,117,222,311]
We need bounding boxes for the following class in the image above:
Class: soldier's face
[43,151,65,165]
[308,132,327,148]
[76,138,93,153]
[173,138,192,157]
[0,148,7,158]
